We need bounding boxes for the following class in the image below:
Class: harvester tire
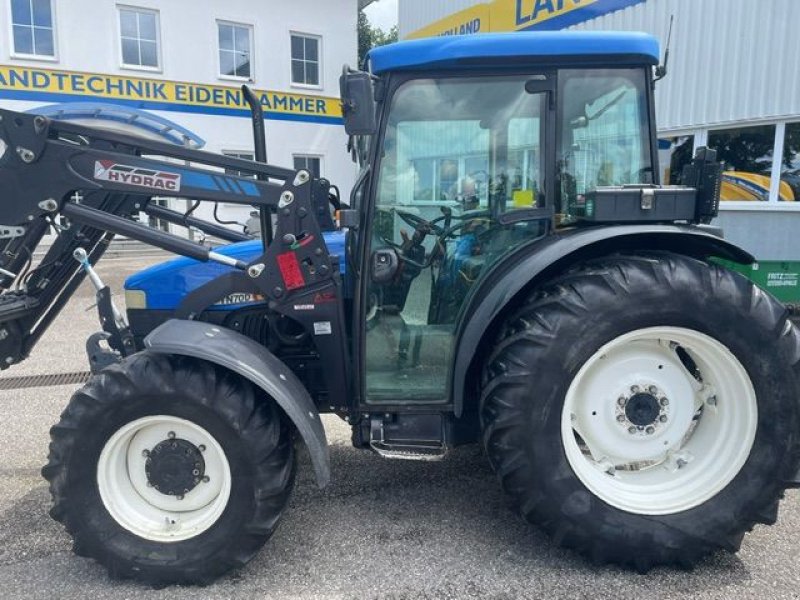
[42,351,296,585]
[480,253,800,571]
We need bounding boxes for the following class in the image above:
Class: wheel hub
[616,384,670,436]
[144,435,205,497]
[625,392,661,426]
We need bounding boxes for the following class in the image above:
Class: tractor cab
[342,32,663,406]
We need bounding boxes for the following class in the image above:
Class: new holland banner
[407,0,646,39]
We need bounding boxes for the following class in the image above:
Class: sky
[364,0,399,32]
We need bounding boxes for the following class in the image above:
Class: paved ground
[1,256,799,599]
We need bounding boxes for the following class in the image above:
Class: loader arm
[0,108,351,411]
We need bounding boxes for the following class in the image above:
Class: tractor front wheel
[481,253,800,571]
[42,351,296,585]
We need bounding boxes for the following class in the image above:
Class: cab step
[368,414,448,461]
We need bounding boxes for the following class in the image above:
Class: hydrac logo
[94,160,181,192]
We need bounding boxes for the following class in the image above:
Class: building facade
[0,0,358,234]
[399,0,800,260]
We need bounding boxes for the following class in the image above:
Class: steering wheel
[395,209,446,236]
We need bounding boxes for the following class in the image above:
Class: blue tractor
[0,32,797,585]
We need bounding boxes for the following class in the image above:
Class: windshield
[375,75,545,220]
[558,68,654,217]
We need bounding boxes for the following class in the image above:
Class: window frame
[216,19,255,82]
[117,5,162,72]
[662,120,800,211]
[222,150,256,178]
[221,150,257,208]
[292,153,323,178]
[8,0,58,62]
[706,121,780,205]
[289,31,322,90]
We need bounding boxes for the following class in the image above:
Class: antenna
[655,14,674,82]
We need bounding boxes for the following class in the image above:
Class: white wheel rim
[97,415,232,542]
[561,327,758,515]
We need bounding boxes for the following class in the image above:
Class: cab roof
[367,31,660,74]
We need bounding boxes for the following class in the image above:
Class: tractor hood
[124,230,347,311]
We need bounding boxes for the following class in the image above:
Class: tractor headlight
[124,289,147,310]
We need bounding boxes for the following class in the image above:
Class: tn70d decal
[94,160,181,192]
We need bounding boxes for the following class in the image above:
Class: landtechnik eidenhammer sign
[0,65,342,124]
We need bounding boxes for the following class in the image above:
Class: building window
[660,135,695,184]
[708,125,777,201]
[782,122,800,202]
[293,155,321,177]
[218,22,253,80]
[223,151,255,178]
[290,33,320,86]
[119,7,160,69]
[10,0,55,58]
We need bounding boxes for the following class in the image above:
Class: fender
[450,224,755,417]
[144,319,330,487]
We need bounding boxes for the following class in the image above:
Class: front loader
[0,31,797,585]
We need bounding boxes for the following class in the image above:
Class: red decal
[313,291,336,304]
[277,252,305,290]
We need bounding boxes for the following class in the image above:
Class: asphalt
[1,256,799,599]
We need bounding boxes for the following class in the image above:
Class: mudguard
[144,319,330,487]
[450,224,756,417]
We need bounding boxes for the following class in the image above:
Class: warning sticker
[276,252,305,290]
[313,321,332,335]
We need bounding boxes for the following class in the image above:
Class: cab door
[361,74,553,405]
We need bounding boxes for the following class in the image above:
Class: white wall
[0,0,359,231]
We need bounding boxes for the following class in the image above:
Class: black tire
[42,351,296,585]
[480,253,800,571]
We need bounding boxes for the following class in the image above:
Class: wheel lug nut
[630,385,640,393]
[617,396,626,406]
[659,414,668,422]
[660,397,669,407]
[645,426,655,434]
[167,431,176,439]
[616,414,626,423]
[141,449,150,458]
[176,494,184,500]
[648,386,657,394]
[628,426,637,434]
[202,476,210,483]
[198,444,206,452]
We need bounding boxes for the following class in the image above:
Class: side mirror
[371,247,399,283]
[340,66,377,136]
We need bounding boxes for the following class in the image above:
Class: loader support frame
[0,108,351,412]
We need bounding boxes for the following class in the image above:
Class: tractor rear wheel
[480,253,800,571]
[42,351,296,585]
